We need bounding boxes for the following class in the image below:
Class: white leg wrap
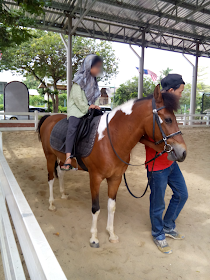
[57,165,68,199]
[90,210,100,246]
[106,198,119,243]
[48,179,56,211]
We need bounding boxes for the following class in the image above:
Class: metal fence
[0,132,67,280]
[0,111,209,131]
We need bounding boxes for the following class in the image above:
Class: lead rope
[123,153,157,198]
[106,112,167,198]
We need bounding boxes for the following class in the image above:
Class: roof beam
[151,0,210,42]
[70,0,97,34]
[159,0,210,15]
[81,9,209,41]
[97,0,210,30]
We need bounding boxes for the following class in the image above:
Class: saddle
[50,109,103,171]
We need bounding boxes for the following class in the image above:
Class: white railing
[0,111,67,131]
[0,111,209,131]
[0,132,68,280]
[175,113,210,126]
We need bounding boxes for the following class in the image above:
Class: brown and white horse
[38,85,186,248]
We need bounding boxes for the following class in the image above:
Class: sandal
[61,156,73,171]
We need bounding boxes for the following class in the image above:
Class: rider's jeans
[65,116,81,154]
[147,162,188,240]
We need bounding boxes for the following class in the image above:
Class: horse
[37,85,186,248]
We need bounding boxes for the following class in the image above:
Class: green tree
[114,76,156,105]
[29,95,45,106]
[0,31,118,112]
[0,0,49,51]
[24,75,40,89]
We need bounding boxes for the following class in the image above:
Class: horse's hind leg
[89,173,102,248]
[57,163,68,199]
[47,154,57,211]
[106,176,121,243]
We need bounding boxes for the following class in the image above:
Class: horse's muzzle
[167,143,187,162]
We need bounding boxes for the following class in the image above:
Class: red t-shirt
[145,137,173,172]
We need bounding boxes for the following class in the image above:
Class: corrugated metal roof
[3,0,210,57]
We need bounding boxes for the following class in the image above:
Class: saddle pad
[50,116,101,157]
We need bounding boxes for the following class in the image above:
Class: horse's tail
[37,115,50,141]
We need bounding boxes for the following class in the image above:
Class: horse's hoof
[48,205,56,211]
[61,194,68,199]
[109,235,119,243]
[90,241,99,248]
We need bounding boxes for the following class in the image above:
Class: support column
[67,16,73,101]
[190,42,199,117]
[139,31,145,99]
[129,31,145,99]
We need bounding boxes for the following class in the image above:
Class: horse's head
[144,85,187,162]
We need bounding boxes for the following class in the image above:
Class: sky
[0,41,210,88]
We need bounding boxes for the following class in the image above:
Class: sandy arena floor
[2,127,210,280]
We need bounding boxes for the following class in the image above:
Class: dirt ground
[2,127,210,280]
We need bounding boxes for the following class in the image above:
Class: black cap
[161,74,185,91]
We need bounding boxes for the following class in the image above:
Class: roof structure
[3,0,210,57]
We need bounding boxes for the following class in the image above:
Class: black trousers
[65,116,81,154]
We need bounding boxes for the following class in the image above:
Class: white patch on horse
[90,210,100,246]
[97,99,135,141]
[106,198,119,243]
[48,179,56,211]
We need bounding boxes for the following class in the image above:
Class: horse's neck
[102,99,148,154]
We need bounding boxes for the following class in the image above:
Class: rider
[61,54,103,170]
[140,74,188,254]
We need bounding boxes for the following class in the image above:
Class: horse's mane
[135,92,180,112]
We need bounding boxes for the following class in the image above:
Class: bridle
[106,97,182,198]
[151,97,182,151]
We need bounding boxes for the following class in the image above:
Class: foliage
[202,93,210,112]
[58,93,67,107]
[24,75,40,89]
[0,0,49,50]
[0,94,3,104]
[0,31,118,112]
[29,95,45,106]
[0,104,3,110]
[114,76,156,105]
[58,106,67,113]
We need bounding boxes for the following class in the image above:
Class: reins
[106,97,182,199]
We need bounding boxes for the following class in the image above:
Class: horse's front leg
[106,176,121,243]
[89,173,102,248]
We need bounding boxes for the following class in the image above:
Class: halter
[106,97,182,199]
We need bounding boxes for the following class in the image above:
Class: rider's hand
[88,104,96,109]
[88,105,101,110]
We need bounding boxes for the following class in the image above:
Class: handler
[61,54,103,170]
[140,74,188,254]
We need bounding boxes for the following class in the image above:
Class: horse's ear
[153,84,162,103]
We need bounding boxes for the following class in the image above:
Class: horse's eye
[165,118,172,124]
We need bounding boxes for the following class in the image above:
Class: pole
[67,16,72,101]
[182,44,199,125]
[129,42,144,99]
[139,31,145,98]
[190,42,199,118]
